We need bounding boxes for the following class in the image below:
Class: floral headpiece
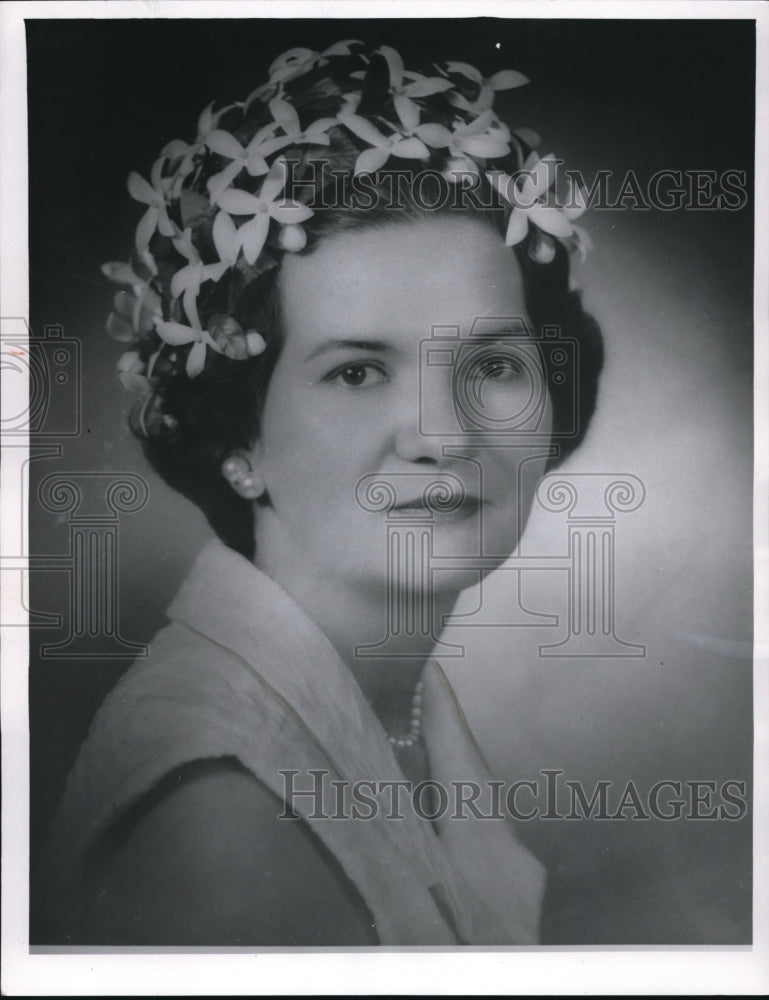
[103,41,590,427]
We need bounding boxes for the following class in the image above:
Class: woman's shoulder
[80,619,269,774]
[80,756,378,946]
[48,619,292,890]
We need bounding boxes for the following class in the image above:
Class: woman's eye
[327,363,387,388]
[471,354,524,382]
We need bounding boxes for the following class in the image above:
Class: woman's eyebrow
[304,338,392,362]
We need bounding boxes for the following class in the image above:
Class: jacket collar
[169,538,545,944]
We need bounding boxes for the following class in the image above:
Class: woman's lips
[391,495,485,520]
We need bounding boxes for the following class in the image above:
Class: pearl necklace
[388,679,424,749]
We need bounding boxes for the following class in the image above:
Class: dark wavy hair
[128,75,604,560]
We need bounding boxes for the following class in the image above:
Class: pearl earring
[222,456,265,499]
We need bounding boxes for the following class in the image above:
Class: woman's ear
[221,449,266,500]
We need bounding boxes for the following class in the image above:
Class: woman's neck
[252,534,459,737]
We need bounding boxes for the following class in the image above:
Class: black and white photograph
[1,0,767,994]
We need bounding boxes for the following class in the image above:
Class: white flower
[378,46,453,123]
[445,61,528,114]
[154,319,221,379]
[411,109,511,160]
[266,97,337,148]
[116,350,151,393]
[341,114,429,175]
[169,229,229,330]
[127,158,178,253]
[487,153,575,246]
[215,157,314,265]
[205,121,282,201]
[162,101,238,192]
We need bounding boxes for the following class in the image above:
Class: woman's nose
[393,423,445,465]
[392,373,462,465]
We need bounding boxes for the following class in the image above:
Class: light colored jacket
[46,539,545,945]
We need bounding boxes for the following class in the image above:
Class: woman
[41,41,603,945]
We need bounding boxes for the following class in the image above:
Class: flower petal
[525,153,560,200]
[206,129,245,160]
[378,45,404,89]
[171,266,194,301]
[127,171,157,206]
[403,76,453,98]
[394,94,420,131]
[269,47,316,83]
[245,152,269,176]
[182,285,201,331]
[135,206,159,255]
[106,311,137,343]
[269,201,314,225]
[171,227,195,261]
[260,156,289,203]
[488,69,529,90]
[269,97,301,135]
[208,161,244,201]
[157,205,177,239]
[116,350,143,373]
[102,261,141,285]
[341,114,388,148]
[511,127,541,149]
[212,210,240,263]
[354,145,391,175]
[162,139,190,159]
[239,213,271,265]
[155,320,198,346]
[203,261,230,283]
[443,156,481,184]
[323,39,362,56]
[446,91,474,113]
[113,290,135,317]
[459,109,494,137]
[445,60,483,83]
[257,135,294,159]
[138,290,162,334]
[414,123,452,147]
[217,188,263,215]
[528,203,574,238]
[119,370,152,394]
[150,158,167,190]
[473,86,495,113]
[459,134,511,158]
[305,117,338,138]
[505,208,530,246]
[185,340,208,378]
[132,288,154,332]
[392,136,429,160]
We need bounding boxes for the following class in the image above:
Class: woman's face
[248,215,553,596]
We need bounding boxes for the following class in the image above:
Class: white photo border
[2,0,767,994]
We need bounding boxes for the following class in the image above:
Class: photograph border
[2,0,768,994]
